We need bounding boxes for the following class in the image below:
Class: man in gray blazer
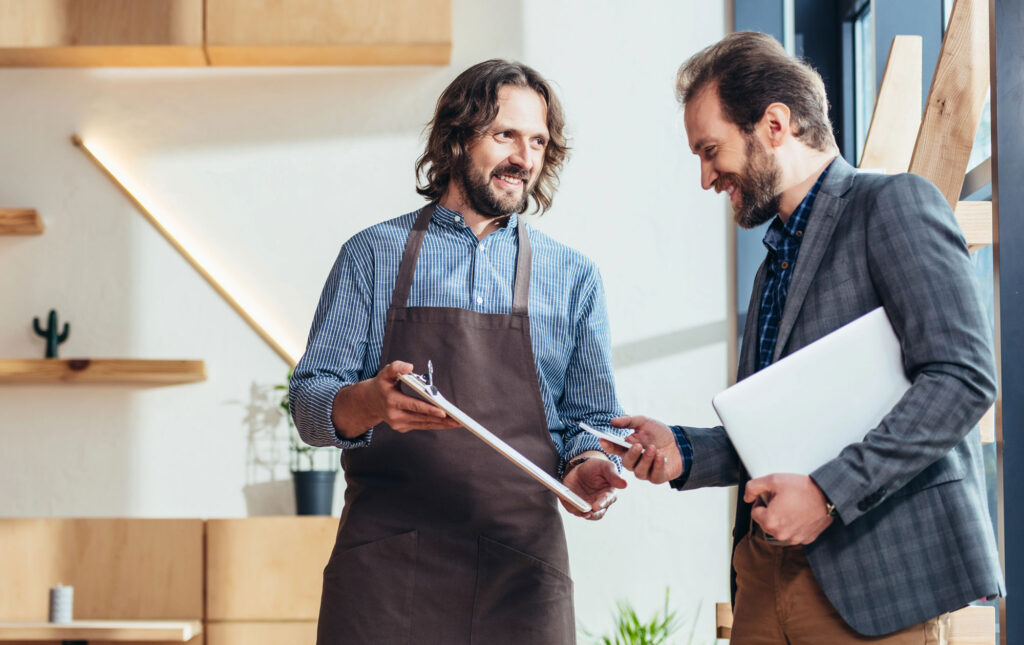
[603,32,1003,643]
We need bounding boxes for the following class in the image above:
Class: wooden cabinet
[0,0,451,66]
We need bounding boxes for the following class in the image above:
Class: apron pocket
[317,530,418,645]
[470,535,575,645]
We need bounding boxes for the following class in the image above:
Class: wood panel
[0,209,43,235]
[0,0,206,67]
[908,0,990,207]
[859,36,922,173]
[204,622,316,645]
[0,359,206,385]
[204,0,451,66]
[0,519,204,621]
[205,518,338,621]
[715,601,732,639]
[954,201,992,251]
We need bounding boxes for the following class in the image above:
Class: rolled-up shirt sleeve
[557,267,626,475]
[289,240,375,450]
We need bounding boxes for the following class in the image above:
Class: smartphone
[579,422,635,450]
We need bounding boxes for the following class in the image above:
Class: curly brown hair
[415,59,569,215]
[676,31,838,154]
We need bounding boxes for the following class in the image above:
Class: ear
[760,102,792,148]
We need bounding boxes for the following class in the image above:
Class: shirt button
[476,296,483,305]
[478,246,485,253]
[796,230,803,237]
[781,261,790,270]
[454,216,462,223]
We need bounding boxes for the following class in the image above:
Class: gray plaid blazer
[680,157,1003,636]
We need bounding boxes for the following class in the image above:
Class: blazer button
[857,500,870,512]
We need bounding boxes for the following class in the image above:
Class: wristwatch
[564,456,590,478]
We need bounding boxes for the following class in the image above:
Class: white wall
[0,0,732,639]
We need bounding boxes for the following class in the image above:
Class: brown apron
[316,205,575,645]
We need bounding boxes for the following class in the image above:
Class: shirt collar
[762,158,835,253]
[432,203,519,232]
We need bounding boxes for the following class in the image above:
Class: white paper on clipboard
[397,372,593,513]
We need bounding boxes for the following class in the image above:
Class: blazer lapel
[772,158,856,361]
[738,262,768,381]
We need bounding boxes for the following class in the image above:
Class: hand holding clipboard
[397,363,592,513]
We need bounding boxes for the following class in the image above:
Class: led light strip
[72,135,300,367]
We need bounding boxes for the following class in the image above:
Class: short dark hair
[415,59,569,215]
[676,31,837,153]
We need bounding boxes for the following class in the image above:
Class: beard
[456,158,532,218]
[722,135,781,229]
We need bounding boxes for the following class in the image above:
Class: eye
[531,136,547,148]
[495,130,512,140]
[704,145,717,160]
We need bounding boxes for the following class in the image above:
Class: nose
[509,138,534,172]
[700,160,718,191]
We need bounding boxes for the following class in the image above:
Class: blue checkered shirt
[290,204,625,475]
[670,161,833,488]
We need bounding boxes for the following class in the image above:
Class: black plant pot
[292,470,337,515]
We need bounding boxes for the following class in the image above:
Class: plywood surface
[204,621,316,645]
[205,0,451,65]
[0,209,43,235]
[0,519,204,621]
[0,359,206,384]
[0,620,201,641]
[908,0,990,207]
[205,517,338,621]
[859,36,922,174]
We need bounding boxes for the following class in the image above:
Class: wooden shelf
[0,0,206,67]
[0,0,451,67]
[0,619,201,641]
[0,209,43,235]
[0,359,206,384]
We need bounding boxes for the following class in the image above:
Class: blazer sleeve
[810,173,997,524]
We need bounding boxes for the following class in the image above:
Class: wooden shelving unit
[0,359,206,384]
[0,208,43,235]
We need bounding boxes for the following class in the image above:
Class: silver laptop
[712,307,911,478]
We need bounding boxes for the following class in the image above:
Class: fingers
[619,443,646,472]
[611,415,645,429]
[630,445,659,481]
[379,360,414,381]
[598,438,627,457]
[744,475,773,503]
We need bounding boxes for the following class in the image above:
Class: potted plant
[276,372,339,515]
[583,589,691,645]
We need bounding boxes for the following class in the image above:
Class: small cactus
[33,309,70,358]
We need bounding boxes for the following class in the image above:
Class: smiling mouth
[494,173,525,187]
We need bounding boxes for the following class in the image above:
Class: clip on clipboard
[397,362,592,514]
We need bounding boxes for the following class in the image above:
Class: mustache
[491,165,530,181]
[714,174,742,193]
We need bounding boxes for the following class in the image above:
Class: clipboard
[397,367,593,513]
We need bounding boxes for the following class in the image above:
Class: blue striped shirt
[290,204,624,473]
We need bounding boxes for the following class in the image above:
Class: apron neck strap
[391,204,532,314]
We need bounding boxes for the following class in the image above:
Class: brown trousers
[731,532,950,645]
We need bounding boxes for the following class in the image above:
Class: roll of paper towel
[49,584,73,624]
